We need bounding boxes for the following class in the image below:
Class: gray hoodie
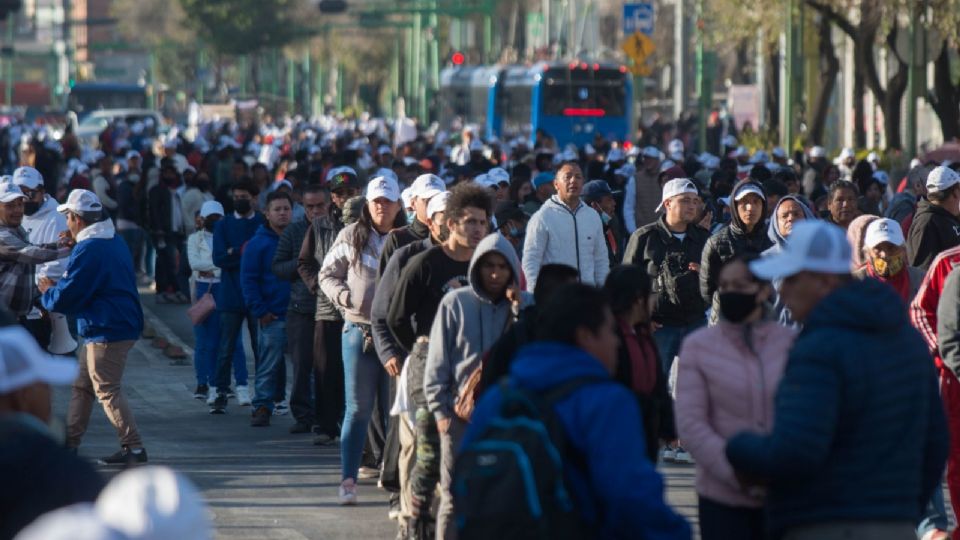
[424,233,532,422]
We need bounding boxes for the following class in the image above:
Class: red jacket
[910,244,960,369]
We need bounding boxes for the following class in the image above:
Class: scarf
[618,318,657,395]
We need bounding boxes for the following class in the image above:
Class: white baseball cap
[926,166,960,193]
[487,167,511,186]
[667,139,684,155]
[0,326,78,395]
[407,174,445,200]
[641,146,661,159]
[126,150,141,161]
[656,178,699,212]
[750,220,852,280]
[614,163,636,178]
[0,181,28,203]
[809,146,827,158]
[13,503,125,540]
[864,218,905,249]
[427,191,451,218]
[867,151,879,163]
[57,189,103,214]
[375,168,399,184]
[771,146,788,159]
[733,183,765,202]
[606,147,626,162]
[12,166,43,190]
[401,187,414,209]
[96,466,211,540]
[839,147,855,160]
[199,200,224,219]
[366,175,401,202]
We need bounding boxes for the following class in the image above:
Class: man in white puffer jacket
[522,162,609,291]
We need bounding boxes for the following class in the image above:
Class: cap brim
[0,194,27,203]
[56,203,73,213]
[749,253,805,281]
[418,188,444,200]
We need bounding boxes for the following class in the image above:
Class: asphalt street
[51,289,700,539]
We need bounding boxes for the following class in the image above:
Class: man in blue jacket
[38,189,147,466]
[727,220,949,539]
[242,191,292,426]
[211,179,264,411]
[464,283,691,540]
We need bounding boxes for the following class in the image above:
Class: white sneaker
[673,448,695,464]
[660,446,677,463]
[273,400,289,416]
[206,387,219,405]
[338,480,358,505]
[358,466,380,479]
[236,385,252,406]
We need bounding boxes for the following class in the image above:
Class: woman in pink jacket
[675,254,796,540]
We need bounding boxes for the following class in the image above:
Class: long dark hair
[348,200,406,267]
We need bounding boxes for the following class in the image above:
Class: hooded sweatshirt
[41,219,143,342]
[424,233,532,423]
[906,198,960,271]
[763,195,817,327]
[726,278,947,535]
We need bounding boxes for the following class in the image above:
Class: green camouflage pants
[411,406,441,502]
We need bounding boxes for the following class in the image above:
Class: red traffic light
[451,52,465,66]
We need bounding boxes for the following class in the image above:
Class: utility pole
[4,15,13,106]
[905,0,924,159]
[695,0,706,153]
[673,0,686,120]
[780,0,796,150]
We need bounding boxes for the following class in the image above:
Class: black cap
[582,179,619,203]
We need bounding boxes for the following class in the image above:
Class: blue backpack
[453,376,607,540]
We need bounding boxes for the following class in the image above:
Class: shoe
[388,493,401,520]
[250,406,271,427]
[273,400,289,415]
[921,530,950,540]
[313,433,339,446]
[358,465,380,479]
[338,479,358,505]
[235,385,250,406]
[98,446,148,466]
[206,386,219,405]
[673,447,695,464]
[209,393,228,414]
[172,292,190,304]
[289,421,312,434]
[660,446,677,463]
[193,384,208,400]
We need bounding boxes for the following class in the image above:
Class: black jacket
[297,214,343,321]
[272,218,314,315]
[623,216,709,326]
[147,184,179,238]
[371,237,433,364]
[378,218,430,277]
[906,198,960,271]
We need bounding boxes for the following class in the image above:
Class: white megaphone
[48,312,78,355]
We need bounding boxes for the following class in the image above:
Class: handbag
[187,292,217,325]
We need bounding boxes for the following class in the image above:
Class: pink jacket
[675,320,796,508]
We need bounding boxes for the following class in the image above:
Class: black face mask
[204,219,218,232]
[234,199,252,215]
[718,291,759,323]
[24,201,41,216]
[196,180,211,192]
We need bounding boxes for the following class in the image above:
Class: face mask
[718,291,758,323]
[507,226,524,239]
[203,218,218,232]
[600,212,612,226]
[196,180,211,192]
[406,210,416,223]
[24,201,41,216]
[234,199,252,215]
[872,254,905,277]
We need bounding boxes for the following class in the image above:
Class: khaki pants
[783,521,914,540]
[398,413,416,518]
[438,417,467,540]
[66,341,142,449]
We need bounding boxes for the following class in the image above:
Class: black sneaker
[289,421,312,434]
[225,387,236,399]
[251,406,271,427]
[209,393,228,414]
[98,446,148,466]
[193,384,208,400]
[312,432,339,446]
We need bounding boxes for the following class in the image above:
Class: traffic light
[451,51,465,66]
[0,0,21,21]
[318,0,347,13]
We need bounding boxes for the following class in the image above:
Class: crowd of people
[0,110,958,540]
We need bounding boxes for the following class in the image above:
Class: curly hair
[445,182,494,222]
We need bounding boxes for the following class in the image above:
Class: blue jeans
[253,319,287,411]
[917,479,949,536]
[653,319,705,375]
[193,282,246,387]
[214,310,260,391]
[340,321,389,481]
[118,227,144,274]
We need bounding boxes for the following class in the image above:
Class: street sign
[623,3,655,36]
[621,32,655,76]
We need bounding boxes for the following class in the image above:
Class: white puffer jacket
[521,195,609,291]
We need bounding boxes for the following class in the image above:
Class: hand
[259,313,276,327]
[437,417,451,434]
[38,277,54,293]
[384,357,401,377]
[505,285,521,306]
[57,231,75,249]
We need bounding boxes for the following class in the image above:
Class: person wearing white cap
[726,220,947,540]
[721,134,738,156]
[39,189,147,466]
[522,161,609,290]
[700,180,773,325]
[667,139,685,162]
[380,174,447,279]
[623,145,664,233]
[0,181,71,320]
[851,218,924,303]
[905,165,960,271]
[319,173,405,505]
[803,146,830,201]
[837,147,856,181]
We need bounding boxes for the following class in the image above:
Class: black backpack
[453,376,608,540]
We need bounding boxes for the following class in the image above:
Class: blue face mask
[405,210,416,223]
[600,212,612,226]
[508,226,524,239]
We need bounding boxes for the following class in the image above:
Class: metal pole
[428,1,439,122]
[696,0,706,153]
[303,49,311,117]
[756,28,766,130]
[905,2,920,158]
[287,55,295,114]
[412,15,421,117]
[673,0,685,120]
[197,47,205,105]
[336,61,343,114]
[146,50,156,110]
[240,55,248,97]
[390,35,400,117]
[780,0,794,150]
[5,16,14,106]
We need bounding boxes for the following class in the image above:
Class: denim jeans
[193,282,246,387]
[340,321,390,481]
[253,319,287,411]
[653,319,705,375]
[118,227,144,274]
[214,310,260,391]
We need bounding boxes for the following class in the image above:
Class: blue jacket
[41,220,143,342]
[212,212,264,312]
[240,224,290,320]
[465,342,691,540]
[726,278,948,535]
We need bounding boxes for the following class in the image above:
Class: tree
[177,0,312,56]
[926,0,960,141]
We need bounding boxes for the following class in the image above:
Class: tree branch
[804,0,856,38]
